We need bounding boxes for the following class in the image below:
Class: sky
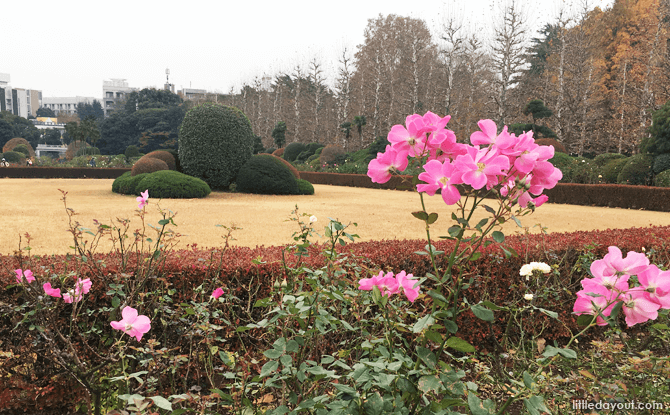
[3,0,615,100]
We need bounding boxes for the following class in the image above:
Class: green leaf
[492,231,505,243]
[264,349,283,359]
[576,314,595,327]
[417,346,437,369]
[468,393,496,415]
[522,371,536,390]
[557,347,577,359]
[469,252,482,261]
[158,219,170,226]
[542,345,559,357]
[427,212,439,224]
[427,290,448,304]
[412,211,429,221]
[511,214,523,228]
[412,314,435,333]
[148,396,172,411]
[524,395,550,415]
[475,218,488,230]
[471,304,494,322]
[448,226,462,238]
[446,337,475,353]
[443,319,458,334]
[481,300,503,311]
[537,308,558,319]
[260,360,279,377]
[483,204,497,215]
[418,375,443,394]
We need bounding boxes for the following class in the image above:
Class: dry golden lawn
[2,178,669,255]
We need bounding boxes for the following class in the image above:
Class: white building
[0,73,42,118]
[103,79,137,117]
[42,96,97,116]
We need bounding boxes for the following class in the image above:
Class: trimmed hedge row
[0,167,130,179]
[1,224,669,411]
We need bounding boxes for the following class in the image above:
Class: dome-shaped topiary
[135,170,211,198]
[272,148,285,157]
[283,142,307,162]
[12,144,30,157]
[144,150,176,171]
[601,158,628,184]
[296,179,314,195]
[178,103,254,190]
[113,171,150,194]
[2,151,24,163]
[319,144,346,165]
[236,154,300,195]
[3,138,35,158]
[267,153,300,179]
[653,153,670,174]
[131,157,169,176]
[593,152,626,167]
[534,138,567,154]
[654,169,670,187]
[125,145,141,160]
[617,153,653,185]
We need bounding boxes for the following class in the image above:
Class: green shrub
[135,170,211,198]
[306,142,324,154]
[12,144,30,157]
[283,142,306,162]
[548,152,573,182]
[131,157,169,176]
[75,147,101,157]
[2,151,24,163]
[641,99,670,155]
[125,145,141,160]
[236,154,299,195]
[367,136,391,162]
[570,157,598,184]
[617,153,653,185]
[144,150,176,171]
[652,153,670,174]
[654,169,670,187]
[601,158,628,183]
[263,147,277,154]
[296,179,315,195]
[178,103,254,190]
[112,172,150,195]
[593,152,626,167]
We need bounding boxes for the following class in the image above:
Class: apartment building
[42,96,97,116]
[0,73,42,118]
[103,78,137,117]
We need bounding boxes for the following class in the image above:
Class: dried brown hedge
[268,153,300,179]
[131,157,169,176]
[272,148,285,157]
[65,142,90,160]
[319,144,346,165]
[535,138,567,154]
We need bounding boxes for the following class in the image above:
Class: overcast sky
[3,0,614,100]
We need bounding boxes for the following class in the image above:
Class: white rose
[524,293,534,301]
[309,215,318,223]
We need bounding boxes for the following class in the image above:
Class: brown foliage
[64,142,91,160]
[535,138,567,154]
[131,157,169,176]
[319,144,346,165]
[272,148,285,157]
[144,150,176,171]
[3,138,35,158]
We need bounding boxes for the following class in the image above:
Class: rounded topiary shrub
[236,154,299,195]
[113,171,149,195]
[297,179,314,195]
[144,150,176,171]
[2,151,24,163]
[601,158,628,184]
[3,138,35,158]
[654,169,670,187]
[319,144,346,165]
[112,171,132,193]
[652,153,670,174]
[272,148,285,157]
[178,103,254,190]
[535,138,567,154]
[125,145,141,160]
[283,142,306,162]
[593,152,626,167]
[263,147,277,154]
[268,153,300,179]
[548,152,573,182]
[135,170,211,198]
[75,147,101,157]
[131,157,169,176]
[617,153,653,185]
[12,144,30,157]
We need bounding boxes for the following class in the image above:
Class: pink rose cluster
[367,113,562,207]
[573,246,670,327]
[358,270,421,302]
[16,268,92,303]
